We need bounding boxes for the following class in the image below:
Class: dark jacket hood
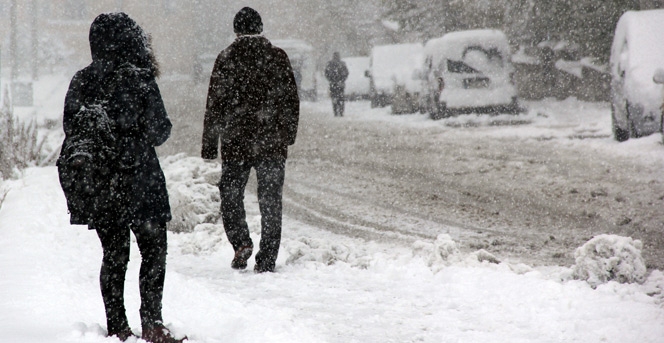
[89,12,157,76]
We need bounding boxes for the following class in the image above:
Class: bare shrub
[0,87,48,180]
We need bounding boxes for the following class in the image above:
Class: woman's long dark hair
[89,12,160,77]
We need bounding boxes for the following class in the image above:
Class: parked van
[342,56,371,101]
[366,43,424,113]
[421,30,518,119]
[272,39,317,101]
[609,9,664,141]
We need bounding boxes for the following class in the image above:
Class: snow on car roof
[424,29,510,64]
[611,9,664,76]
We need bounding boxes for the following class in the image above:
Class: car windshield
[447,59,479,73]
[447,45,504,74]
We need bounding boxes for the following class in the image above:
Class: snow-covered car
[272,39,317,101]
[366,43,424,113]
[421,30,519,119]
[342,56,370,101]
[609,9,664,141]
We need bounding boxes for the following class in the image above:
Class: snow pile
[642,270,664,305]
[285,236,372,269]
[177,223,227,255]
[161,153,221,233]
[572,234,647,287]
[413,234,461,268]
[413,234,501,271]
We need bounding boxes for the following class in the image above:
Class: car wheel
[626,101,640,138]
[370,95,378,108]
[429,102,447,120]
[508,97,520,114]
[612,105,629,142]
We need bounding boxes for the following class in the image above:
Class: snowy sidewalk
[1,165,664,342]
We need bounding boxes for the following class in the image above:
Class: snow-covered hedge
[572,234,647,287]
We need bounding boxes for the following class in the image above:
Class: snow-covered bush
[572,234,647,287]
[161,154,221,233]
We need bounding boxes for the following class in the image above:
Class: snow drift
[572,234,647,287]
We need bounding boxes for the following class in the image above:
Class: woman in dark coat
[62,12,184,343]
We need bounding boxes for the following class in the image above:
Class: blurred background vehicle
[342,56,370,101]
[609,9,664,141]
[272,39,318,101]
[365,43,424,113]
[421,29,518,120]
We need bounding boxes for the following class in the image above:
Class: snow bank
[161,153,221,232]
[3,165,664,342]
[284,236,372,269]
[412,234,501,272]
[413,234,460,267]
[572,234,647,287]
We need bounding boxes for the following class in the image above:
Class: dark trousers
[330,85,345,117]
[95,221,167,333]
[220,159,285,270]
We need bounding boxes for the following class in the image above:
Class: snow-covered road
[280,100,664,271]
[158,80,664,270]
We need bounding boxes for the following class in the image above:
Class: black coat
[201,36,300,161]
[62,14,172,228]
[325,59,349,90]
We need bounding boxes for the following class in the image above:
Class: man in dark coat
[325,52,349,117]
[60,12,184,343]
[201,7,299,273]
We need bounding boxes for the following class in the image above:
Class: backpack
[57,101,118,225]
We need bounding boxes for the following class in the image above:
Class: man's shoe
[254,263,275,273]
[108,327,136,342]
[231,246,253,270]
[142,323,186,343]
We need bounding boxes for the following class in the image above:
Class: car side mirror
[653,69,664,84]
[364,70,371,78]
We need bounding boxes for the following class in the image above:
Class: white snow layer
[2,76,664,342]
[1,162,664,343]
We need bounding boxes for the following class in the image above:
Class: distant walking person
[325,52,349,117]
[201,7,300,273]
[58,12,185,343]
